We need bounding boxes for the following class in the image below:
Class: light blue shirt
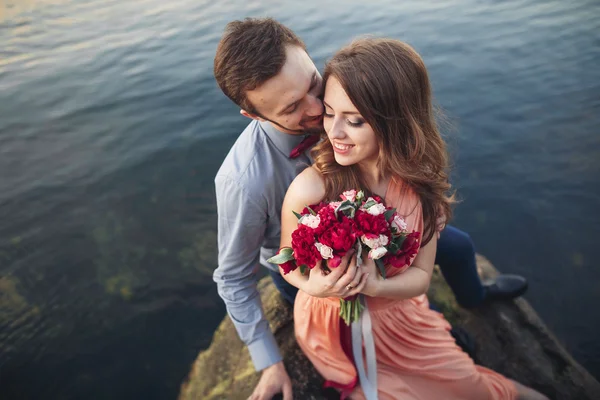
[213,120,312,371]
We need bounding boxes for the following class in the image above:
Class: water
[0,0,599,398]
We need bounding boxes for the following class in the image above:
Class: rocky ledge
[179,255,600,400]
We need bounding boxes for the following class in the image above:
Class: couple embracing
[212,17,546,400]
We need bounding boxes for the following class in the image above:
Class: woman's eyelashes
[347,118,364,127]
[323,111,364,127]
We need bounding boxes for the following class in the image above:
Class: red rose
[302,202,328,216]
[329,255,342,268]
[280,259,297,275]
[314,206,337,235]
[292,225,320,268]
[319,217,356,260]
[355,209,389,236]
[386,231,421,268]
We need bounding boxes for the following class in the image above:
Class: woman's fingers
[347,272,369,297]
[337,255,360,290]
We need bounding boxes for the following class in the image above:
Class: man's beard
[301,125,325,136]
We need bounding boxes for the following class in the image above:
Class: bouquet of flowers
[268,189,421,325]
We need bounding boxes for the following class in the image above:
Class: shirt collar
[259,120,305,157]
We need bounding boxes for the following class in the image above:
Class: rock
[178,277,330,400]
[179,255,600,400]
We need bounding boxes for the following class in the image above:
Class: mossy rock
[178,278,329,399]
[179,255,600,400]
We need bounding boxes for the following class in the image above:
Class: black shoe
[450,326,476,361]
[483,274,528,302]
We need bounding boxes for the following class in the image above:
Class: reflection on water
[0,0,66,21]
[0,0,599,398]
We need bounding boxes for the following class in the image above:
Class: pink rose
[391,215,408,232]
[341,190,357,202]
[369,247,388,260]
[361,233,382,249]
[379,234,389,246]
[300,214,321,229]
[367,203,387,216]
[314,242,334,259]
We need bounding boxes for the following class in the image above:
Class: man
[213,18,528,400]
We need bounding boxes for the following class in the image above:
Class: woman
[278,38,547,400]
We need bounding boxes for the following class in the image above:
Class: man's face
[244,45,325,135]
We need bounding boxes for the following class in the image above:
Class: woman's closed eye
[347,118,364,128]
[323,111,364,128]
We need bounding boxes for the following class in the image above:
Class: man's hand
[301,251,369,299]
[248,361,292,400]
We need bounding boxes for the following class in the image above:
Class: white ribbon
[351,295,378,399]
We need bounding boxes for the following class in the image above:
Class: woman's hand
[360,256,382,297]
[301,251,369,298]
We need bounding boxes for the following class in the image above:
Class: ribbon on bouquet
[351,294,378,400]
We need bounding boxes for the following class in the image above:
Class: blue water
[1,0,599,398]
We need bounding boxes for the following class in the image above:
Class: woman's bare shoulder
[285,166,326,208]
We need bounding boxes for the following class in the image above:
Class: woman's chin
[334,154,356,166]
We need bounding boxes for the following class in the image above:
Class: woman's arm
[278,167,325,290]
[361,233,437,300]
[279,167,369,298]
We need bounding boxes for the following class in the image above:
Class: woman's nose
[328,117,346,139]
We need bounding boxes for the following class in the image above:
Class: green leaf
[384,208,396,221]
[299,264,307,275]
[337,203,356,219]
[293,211,303,220]
[339,199,354,208]
[267,247,294,265]
[388,242,400,254]
[363,199,377,209]
[375,259,387,279]
[395,235,406,250]
[306,205,317,216]
[355,241,363,267]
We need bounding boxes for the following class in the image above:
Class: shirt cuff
[247,331,282,371]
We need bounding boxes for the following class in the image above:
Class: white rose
[369,247,388,260]
[367,203,386,216]
[361,234,381,249]
[314,242,333,259]
[391,215,408,231]
[300,214,320,229]
[379,234,389,246]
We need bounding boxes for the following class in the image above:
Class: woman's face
[322,76,379,168]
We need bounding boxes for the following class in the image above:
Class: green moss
[92,212,144,299]
[102,273,135,300]
[177,232,217,276]
[427,267,462,325]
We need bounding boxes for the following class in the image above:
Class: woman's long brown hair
[312,38,455,246]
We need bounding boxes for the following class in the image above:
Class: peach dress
[294,179,517,400]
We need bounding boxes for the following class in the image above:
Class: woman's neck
[358,161,389,197]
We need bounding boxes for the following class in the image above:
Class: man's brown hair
[214,18,306,114]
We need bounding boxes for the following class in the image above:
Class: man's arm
[213,175,281,371]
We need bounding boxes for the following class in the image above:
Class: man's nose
[305,95,324,117]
